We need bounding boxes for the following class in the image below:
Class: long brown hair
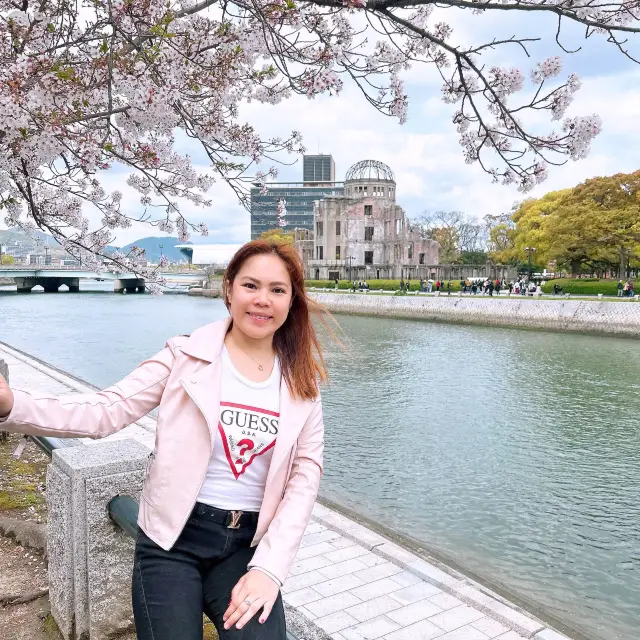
[222,239,330,400]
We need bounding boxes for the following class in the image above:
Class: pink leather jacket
[0,317,324,585]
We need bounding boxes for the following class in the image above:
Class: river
[1,283,638,640]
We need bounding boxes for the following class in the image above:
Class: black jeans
[132,503,286,640]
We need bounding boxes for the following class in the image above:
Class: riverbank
[0,277,15,286]
[0,342,578,640]
[308,291,640,338]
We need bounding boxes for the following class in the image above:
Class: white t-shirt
[197,345,281,512]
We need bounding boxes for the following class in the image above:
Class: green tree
[0,254,14,265]
[505,170,640,276]
[260,229,294,245]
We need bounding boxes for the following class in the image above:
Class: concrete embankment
[310,292,640,338]
[0,277,15,286]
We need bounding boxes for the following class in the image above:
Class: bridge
[0,266,205,293]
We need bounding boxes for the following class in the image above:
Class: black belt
[193,502,259,529]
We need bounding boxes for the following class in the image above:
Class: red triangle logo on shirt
[218,402,279,479]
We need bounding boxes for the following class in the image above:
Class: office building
[303,155,335,185]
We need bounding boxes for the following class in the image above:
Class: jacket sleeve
[248,398,324,585]
[0,343,177,439]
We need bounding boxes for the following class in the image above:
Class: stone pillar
[65,278,80,293]
[14,277,36,293]
[114,278,145,293]
[43,278,63,293]
[47,439,150,640]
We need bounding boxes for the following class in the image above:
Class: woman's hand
[0,374,14,418]
[223,570,280,631]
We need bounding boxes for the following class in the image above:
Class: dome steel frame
[345,159,395,183]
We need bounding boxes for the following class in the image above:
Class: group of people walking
[617,280,636,297]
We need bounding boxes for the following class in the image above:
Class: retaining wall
[310,292,640,337]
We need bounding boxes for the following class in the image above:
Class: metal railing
[31,435,300,640]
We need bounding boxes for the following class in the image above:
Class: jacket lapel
[180,359,222,452]
[265,381,314,488]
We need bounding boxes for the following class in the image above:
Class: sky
[8,6,640,246]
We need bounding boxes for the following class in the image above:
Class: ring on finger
[244,598,253,607]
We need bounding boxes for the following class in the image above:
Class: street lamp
[346,256,354,282]
[159,244,164,266]
[524,247,536,280]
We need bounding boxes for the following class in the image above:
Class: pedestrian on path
[0,239,331,640]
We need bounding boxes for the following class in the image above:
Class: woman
[0,239,328,640]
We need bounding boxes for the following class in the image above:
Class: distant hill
[120,237,192,263]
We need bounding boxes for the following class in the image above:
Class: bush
[540,278,636,296]
[304,279,464,292]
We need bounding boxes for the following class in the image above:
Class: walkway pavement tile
[427,592,463,610]
[343,523,388,550]
[312,504,331,518]
[297,605,317,621]
[388,582,442,605]
[357,553,389,568]
[282,570,329,594]
[486,602,544,635]
[324,545,372,564]
[496,633,528,640]
[437,625,490,639]
[471,616,510,637]
[381,618,444,640]
[455,584,498,608]
[320,511,360,531]
[376,542,419,564]
[407,559,461,587]
[534,630,572,640]
[305,522,328,535]
[385,599,443,626]
[318,558,370,580]
[315,610,360,634]
[305,592,362,618]
[329,536,358,550]
[289,554,335,576]
[353,562,403,583]
[300,530,342,547]
[345,594,402,623]
[295,541,338,561]
[349,577,403,601]
[313,574,366,597]
[388,571,425,588]
[341,615,401,639]
[282,586,324,607]
[428,604,486,632]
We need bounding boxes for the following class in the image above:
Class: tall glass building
[303,155,335,184]
[250,154,342,239]
[250,182,344,239]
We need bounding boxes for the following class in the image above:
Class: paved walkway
[0,342,573,640]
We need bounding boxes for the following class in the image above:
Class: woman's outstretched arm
[0,344,176,439]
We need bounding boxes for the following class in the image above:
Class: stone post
[47,438,150,640]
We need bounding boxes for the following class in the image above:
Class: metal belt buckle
[227,511,243,529]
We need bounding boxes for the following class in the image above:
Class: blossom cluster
[0,0,630,279]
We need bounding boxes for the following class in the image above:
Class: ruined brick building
[301,160,440,281]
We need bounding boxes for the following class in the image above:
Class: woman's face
[227,253,293,342]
